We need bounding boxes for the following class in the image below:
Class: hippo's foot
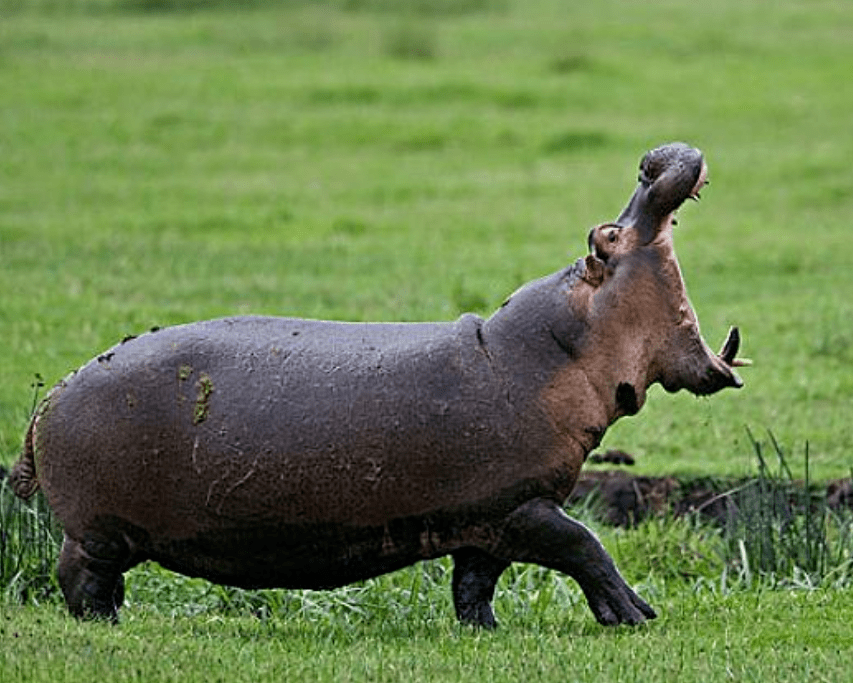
[57,533,129,624]
[495,499,657,626]
[451,548,509,629]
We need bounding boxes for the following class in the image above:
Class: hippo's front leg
[494,499,657,626]
[451,548,510,629]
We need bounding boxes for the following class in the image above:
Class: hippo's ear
[582,254,605,287]
[615,143,707,245]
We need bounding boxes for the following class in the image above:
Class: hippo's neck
[481,261,645,454]
[482,261,593,386]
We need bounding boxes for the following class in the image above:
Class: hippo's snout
[638,143,705,193]
[615,142,707,244]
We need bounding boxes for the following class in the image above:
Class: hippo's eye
[607,231,618,243]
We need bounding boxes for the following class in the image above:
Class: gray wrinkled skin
[11,142,744,629]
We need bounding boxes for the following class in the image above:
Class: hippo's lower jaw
[673,326,745,396]
[658,327,749,396]
[709,327,748,392]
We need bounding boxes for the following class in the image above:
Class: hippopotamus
[11,142,745,628]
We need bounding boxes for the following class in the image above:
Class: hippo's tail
[9,417,40,500]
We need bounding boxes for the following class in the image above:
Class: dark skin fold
[11,142,744,628]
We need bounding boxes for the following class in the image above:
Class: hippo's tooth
[718,327,740,364]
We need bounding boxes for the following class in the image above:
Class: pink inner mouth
[689,161,709,199]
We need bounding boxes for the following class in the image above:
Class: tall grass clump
[1,376,61,605]
[718,430,853,589]
[0,481,61,605]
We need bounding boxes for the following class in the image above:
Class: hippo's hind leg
[451,548,509,629]
[57,532,130,623]
[494,499,657,626]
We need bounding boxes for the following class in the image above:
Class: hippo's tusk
[718,327,739,364]
[718,326,752,367]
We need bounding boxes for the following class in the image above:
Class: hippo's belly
[145,506,504,590]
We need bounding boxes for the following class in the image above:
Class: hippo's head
[582,143,746,401]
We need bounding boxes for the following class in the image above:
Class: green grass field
[4,589,853,682]
[1,0,852,680]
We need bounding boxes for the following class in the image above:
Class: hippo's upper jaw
[615,142,708,244]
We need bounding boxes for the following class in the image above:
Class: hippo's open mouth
[616,142,708,242]
[596,142,750,391]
